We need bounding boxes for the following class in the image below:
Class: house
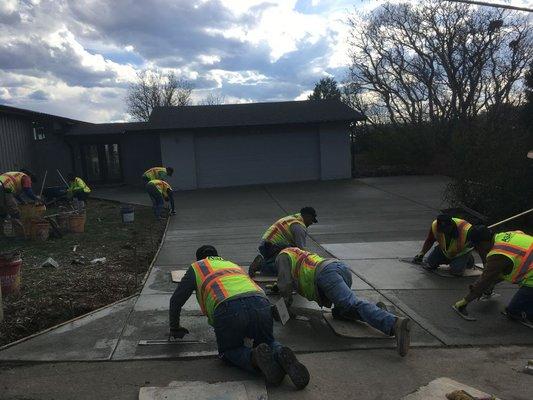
[1,100,363,189]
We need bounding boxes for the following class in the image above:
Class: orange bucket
[69,213,86,233]
[0,253,22,296]
[30,219,50,241]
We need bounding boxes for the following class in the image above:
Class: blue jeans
[426,246,474,275]
[146,184,164,218]
[506,285,533,322]
[257,241,287,276]
[316,262,396,335]
[213,295,282,372]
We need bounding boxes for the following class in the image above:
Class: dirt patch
[0,199,166,347]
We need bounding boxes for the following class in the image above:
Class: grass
[0,199,166,347]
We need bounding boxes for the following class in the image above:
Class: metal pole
[39,170,48,197]
[56,169,69,189]
[488,208,533,229]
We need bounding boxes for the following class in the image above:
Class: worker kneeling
[67,173,91,209]
[275,248,412,356]
[453,227,533,325]
[169,245,310,389]
[413,214,475,276]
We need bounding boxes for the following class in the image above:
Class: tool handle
[488,208,533,229]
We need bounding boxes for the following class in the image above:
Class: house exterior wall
[319,121,351,180]
[0,114,34,173]
[160,131,197,190]
[120,133,162,186]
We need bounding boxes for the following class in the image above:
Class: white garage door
[195,130,320,188]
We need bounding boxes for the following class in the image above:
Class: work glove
[168,326,189,339]
[453,298,468,312]
[412,253,424,264]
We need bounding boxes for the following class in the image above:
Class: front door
[81,143,122,184]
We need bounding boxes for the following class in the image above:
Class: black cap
[196,245,218,261]
[300,207,318,223]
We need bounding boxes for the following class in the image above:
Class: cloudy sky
[0,0,531,122]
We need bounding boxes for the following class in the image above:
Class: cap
[300,206,318,223]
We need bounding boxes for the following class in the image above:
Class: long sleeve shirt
[169,267,196,329]
[465,255,513,302]
[290,224,307,248]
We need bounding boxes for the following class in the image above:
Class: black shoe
[249,255,263,277]
[393,317,412,357]
[252,343,285,385]
[277,346,310,390]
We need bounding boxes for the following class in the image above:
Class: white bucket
[121,205,135,223]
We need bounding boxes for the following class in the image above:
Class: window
[32,126,45,140]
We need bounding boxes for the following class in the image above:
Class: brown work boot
[392,317,412,357]
[248,255,263,277]
[277,346,310,390]
[251,343,285,385]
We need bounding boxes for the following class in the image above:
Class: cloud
[27,89,49,101]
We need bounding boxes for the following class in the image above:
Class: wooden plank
[170,270,186,283]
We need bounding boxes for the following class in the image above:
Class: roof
[66,122,149,136]
[149,99,364,130]
[0,104,85,124]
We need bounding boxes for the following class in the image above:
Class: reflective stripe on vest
[191,257,263,325]
[144,167,166,181]
[279,247,324,302]
[488,231,533,286]
[431,217,473,258]
[0,172,25,194]
[150,179,171,199]
[262,213,305,246]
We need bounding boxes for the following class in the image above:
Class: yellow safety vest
[262,213,306,247]
[488,231,533,287]
[0,171,27,194]
[143,167,167,181]
[149,179,172,200]
[431,217,473,259]
[279,247,325,302]
[191,257,263,325]
[69,177,91,193]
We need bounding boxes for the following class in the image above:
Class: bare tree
[126,69,193,121]
[345,1,532,127]
[197,92,226,105]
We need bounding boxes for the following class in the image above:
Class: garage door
[195,130,320,188]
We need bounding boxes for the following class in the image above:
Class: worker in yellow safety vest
[413,214,475,276]
[67,173,91,203]
[453,227,533,326]
[0,169,40,225]
[145,179,175,219]
[249,207,318,277]
[142,166,174,183]
[274,247,412,356]
[168,245,310,389]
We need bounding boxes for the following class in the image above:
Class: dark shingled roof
[149,99,364,130]
[0,104,85,124]
[67,122,149,136]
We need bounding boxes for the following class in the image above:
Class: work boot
[248,255,263,277]
[251,343,285,385]
[392,317,412,357]
[277,346,310,390]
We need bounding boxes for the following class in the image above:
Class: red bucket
[0,254,22,296]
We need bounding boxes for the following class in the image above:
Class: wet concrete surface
[2,176,532,364]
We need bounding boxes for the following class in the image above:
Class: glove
[413,253,424,264]
[169,326,189,339]
[454,298,468,311]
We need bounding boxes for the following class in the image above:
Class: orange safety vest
[262,213,306,247]
[191,257,263,325]
[488,231,533,287]
[149,179,172,200]
[431,217,473,259]
[0,172,27,194]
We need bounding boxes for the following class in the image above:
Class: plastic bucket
[57,214,70,232]
[69,213,86,233]
[0,253,22,296]
[30,219,49,241]
[121,205,135,223]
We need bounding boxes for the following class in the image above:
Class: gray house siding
[0,114,33,173]
[319,122,351,180]
[120,133,162,186]
[160,132,197,190]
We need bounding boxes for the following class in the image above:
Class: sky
[0,0,531,122]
